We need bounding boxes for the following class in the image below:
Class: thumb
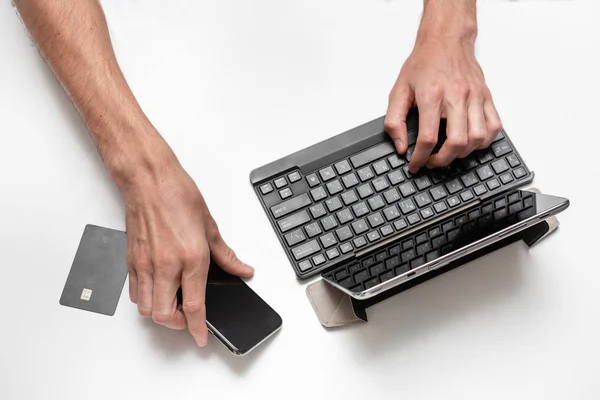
[208,228,254,278]
[384,84,413,154]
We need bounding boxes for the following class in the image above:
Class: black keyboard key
[340,242,353,254]
[352,202,370,217]
[383,205,401,221]
[434,202,448,213]
[285,229,306,246]
[447,228,460,241]
[368,195,385,210]
[401,249,416,262]
[389,245,401,255]
[405,146,415,162]
[492,159,509,174]
[310,186,327,201]
[306,173,320,187]
[381,224,394,236]
[312,254,326,266]
[491,141,512,158]
[494,208,507,220]
[373,160,390,175]
[364,278,379,289]
[507,154,521,168]
[460,190,474,202]
[353,236,367,248]
[411,257,425,269]
[417,242,432,255]
[430,170,446,184]
[375,251,387,262]
[288,171,301,183]
[508,192,521,204]
[387,170,405,185]
[482,203,493,215]
[383,188,401,204]
[476,165,494,181]
[362,257,375,268]
[339,277,353,289]
[373,177,389,192]
[399,182,417,197]
[429,226,442,237]
[461,172,479,188]
[432,235,446,248]
[500,173,514,184]
[335,226,353,242]
[292,240,321,260]
[352,219,369,234]
[407,213,421,225]
[319,233,337,249]
[395,264,410,275]
[442,221,454,231]
[514,167,527,179]
[468,209,481,220]
[270,193,311,219]
[473,184,487,196]
[354,270,369,284]
[326,179,343,195]
[305,222,322,238]
[461,158,479,170]
[495,198,506,209]
[386,255,400,269]
[335,268,348,280]
[493,131,505,142]
[414,192,432,208]
[260,183,273,195]
[334,160,352,175]
[278,210,311,233]
[367,231,381,242]
[509,201,524,214]
[430,186,448,201]
[447,196,460,208]
[321,216,338,231]
[421,207,434,219]
[368,212,385,228]
[298,260,312,272]
[380,271,394,283]
[319,166,336,182]
[336,208,354,224]
[350,142,396,169]
[416,233,427,244]
[388,154,404,168]
[415,176,432,191]
[446,179,463,194]
[487,178,501,190]
[341,190,359,206]
[325,196,343,212]
[357,184,373,199]
[477,150,494,164]
[349,264,361,275]
[394,219,408,231]
[399,199,416,214]
[426,250,440,263]
[342,173,359,188]
[357,167,375,182]
[279,188,293,199]
[310,203,327,219]
[274,177,287,189]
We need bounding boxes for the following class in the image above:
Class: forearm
[418,0,477,45]
[14,0,172,190]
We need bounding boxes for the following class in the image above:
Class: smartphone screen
[178,263,282,355]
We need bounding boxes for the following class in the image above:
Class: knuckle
[426,84,443,102]
[419,133,438,147]
[451,80,469,100]
[152,250,177,270]
[384,119,401,134]
[182,298,203,314]
[490,120,503,134]
[152,311,172,325]
[448,136,468,151]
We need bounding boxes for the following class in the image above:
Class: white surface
[1,0,599,399]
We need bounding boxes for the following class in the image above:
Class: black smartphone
[177,261,282,356]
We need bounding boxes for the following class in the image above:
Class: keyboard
[321,188,536,296]
[250,110,533,279]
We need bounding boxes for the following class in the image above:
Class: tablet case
[306,187,561,328]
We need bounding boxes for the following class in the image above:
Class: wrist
[417,1,477,47]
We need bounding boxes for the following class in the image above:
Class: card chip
[80,288,92,301]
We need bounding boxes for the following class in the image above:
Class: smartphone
[177,262,282,356]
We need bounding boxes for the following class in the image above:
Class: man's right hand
[121,149,254,347]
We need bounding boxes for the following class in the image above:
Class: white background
[1,0,599,399]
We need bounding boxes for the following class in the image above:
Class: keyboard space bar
[350,141,396,169]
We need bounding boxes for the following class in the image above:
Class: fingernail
[197,337,207,347]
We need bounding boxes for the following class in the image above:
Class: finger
[427,102,468,168]
[384,83,414,154]
[128,267,138,304]
[152,267,186,330]
[206,219,254,277]
[481,96,503,149]
[409,94,442,173]
[181,250,209,347]
[458,98,487,158]
[136,264,154,318]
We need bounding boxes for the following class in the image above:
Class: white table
[1,1,599,399]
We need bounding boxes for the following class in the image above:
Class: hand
[122,150,254,347]
[384,32,503,174]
